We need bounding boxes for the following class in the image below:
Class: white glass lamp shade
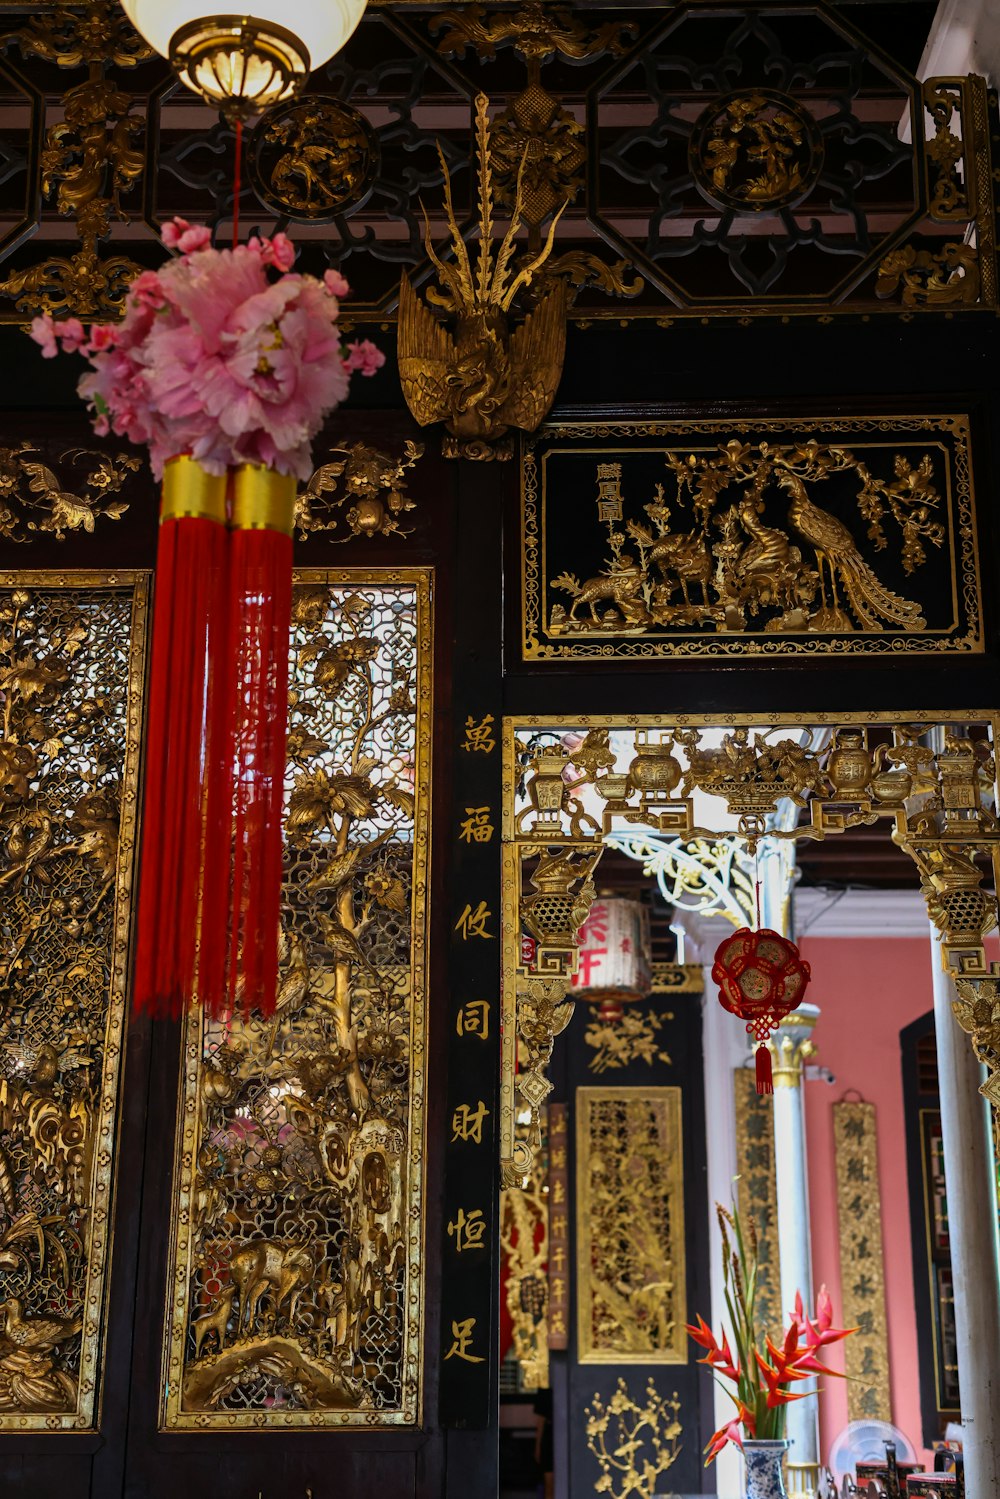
[120,0,367,115]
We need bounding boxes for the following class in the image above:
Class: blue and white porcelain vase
[743,1439,789,1499]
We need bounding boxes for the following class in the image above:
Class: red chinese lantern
[571,896,652,1022]
[712,928,811,1095]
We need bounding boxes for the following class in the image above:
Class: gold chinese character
[550,1146,567,1170]
[550,1245,566,1273]
[456,999,491,1040]
[455,901,494,940]
[451,1100,490,1144]
[552,1179,566,1205]
[459,806,495,844]
[549,1310,567,1336]
[447,1206,487,1253]
[550,1276,566,1300]
[550,1112,567,1136]
[445,1317,484,1363]
[461,714,496,754]
[551,1213,567,1237]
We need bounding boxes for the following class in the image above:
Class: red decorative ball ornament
[712,928,811,1095]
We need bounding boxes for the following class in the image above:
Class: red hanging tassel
[223,463,296,1017]
[133,457,228,1017]
[755,1043,774,1096]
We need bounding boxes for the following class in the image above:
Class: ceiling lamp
[120,0,367,119]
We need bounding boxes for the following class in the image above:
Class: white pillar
[760,836,820,1495]
[928,928,1000,1492]
[770,1006,820,1494]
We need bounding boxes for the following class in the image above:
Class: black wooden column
[441,463,504,1486]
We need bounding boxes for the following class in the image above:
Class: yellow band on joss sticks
[230,464,297,536]
[161,455,228,524]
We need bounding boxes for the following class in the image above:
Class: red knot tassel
[223,463,296,1018]
[755,1043,774,1096]
[133,457,228,1017]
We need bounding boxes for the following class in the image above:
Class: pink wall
[799,935,934,1466]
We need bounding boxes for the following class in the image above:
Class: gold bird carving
[778,469,925,631]
[0,1297,82,1353]
[398,94,567,451]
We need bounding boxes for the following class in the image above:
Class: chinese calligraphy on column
[734,1067,782,1343]
[834,1100,891,1422]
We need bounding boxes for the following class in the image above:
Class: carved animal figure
[191,1286,235,1360]
[0,1297,81,1353]
[647,531,712,606]
[779,470,926,631]
[562,558,647,626]
[229,1239,317,1336]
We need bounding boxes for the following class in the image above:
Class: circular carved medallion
[689,89,823,213]
[249,96,378,221]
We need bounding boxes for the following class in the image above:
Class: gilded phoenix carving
[164,572,432,1429]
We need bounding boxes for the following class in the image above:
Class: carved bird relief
[778,470,926,631]
[398,94,568,458]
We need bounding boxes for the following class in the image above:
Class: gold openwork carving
[163,570,432,1429]
[576,1087,686,1364]
[584,1375,683,1498]
[584,1003,672,1076]
[689,89,824,213]
[522,416,981,660]
[834,1100,891,1422]
[500,1110,549,1390]
[0,2,150,318]
[501,714,1000,1174]
[0,572,146,1428]
[247,96,377,221]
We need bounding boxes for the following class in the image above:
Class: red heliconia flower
[703,1400,756,1464]
[686,1315,740,1382]
[755,1349,812,1408]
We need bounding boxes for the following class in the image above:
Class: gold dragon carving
[0,2,151,317]
[548,440,945,639]
[164,574,430,1428]
[0,578,142,1426]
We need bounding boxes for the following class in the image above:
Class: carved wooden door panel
[0,412,505,1499]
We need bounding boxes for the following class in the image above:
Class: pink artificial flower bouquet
[30,219,384,480]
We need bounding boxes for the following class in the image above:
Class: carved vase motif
[626,742,682,795]
[827,732,872,797]
[743,1439,789,1499]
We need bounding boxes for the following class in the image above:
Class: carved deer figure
[647,531,712,606]
[229,1239,317,1338]
[191,1286,235,1360]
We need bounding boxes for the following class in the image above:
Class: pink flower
[26,223,381,481]
[88,324,117,352]
[343,339,385,377]
[324,269,350,298]
[261,233,295,272]
[30,316,58,358]
[162,217,212,255]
